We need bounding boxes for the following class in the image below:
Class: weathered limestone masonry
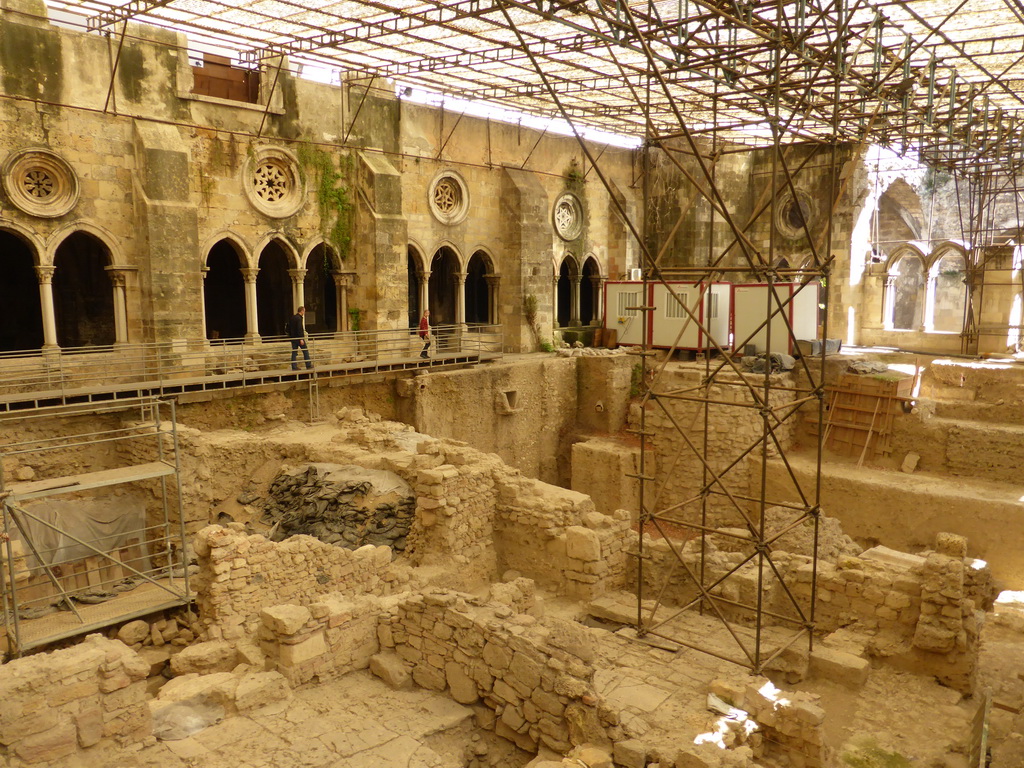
[377,589,609,755]
[259,597,381,687]
[645,367,804,525]
[191,524,405,641]
[0,635,151,767]
[495,477,631,600]
[175,413,632,640]
[706,676,829,768]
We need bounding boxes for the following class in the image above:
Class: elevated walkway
[0,324,503,413]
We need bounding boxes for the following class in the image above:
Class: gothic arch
[204,238,247,340]
[52,231,116,347]
[302,240,340,333]
[45,222,123,268]
[252,233,300,270]
[0,227,44,351]
[555,253,580,328]
[201,231,251,271]
[885,245,927,331]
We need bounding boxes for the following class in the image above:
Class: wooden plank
[7,461,175,502]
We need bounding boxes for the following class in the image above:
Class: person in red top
[418,310,431,358]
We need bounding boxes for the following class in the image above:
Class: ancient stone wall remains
[192,524,406,640]
[0,635,151,766]
[495,477,631,600]
[258,596,381,687]
[376,588,609,755]
[705,676,830,768]
[644,368,803,527]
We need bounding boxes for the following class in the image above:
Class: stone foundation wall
[377,589,609,755]
[0,635,151,766]
[644,368,804,526]
[192,524,406,640]
[495,477,631,599]
[258,596,381,687]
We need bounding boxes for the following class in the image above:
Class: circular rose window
[775,191,814,239]
[427,171,469,225]
[2,149,79,218]
[243,147,304,218]
[553,192,584,241]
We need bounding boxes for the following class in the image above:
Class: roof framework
[56,0,1024,174]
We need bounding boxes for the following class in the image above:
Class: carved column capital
[35,265,56,283]
[241,268,260,284]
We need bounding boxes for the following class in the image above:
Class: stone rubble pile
[258,464,416,552]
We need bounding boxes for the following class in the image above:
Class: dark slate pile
[257,465,415,552]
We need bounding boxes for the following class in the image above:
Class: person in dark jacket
[418,310,431,358]
[288,306,312,370]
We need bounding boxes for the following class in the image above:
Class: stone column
[570,275,582,327]
[418,271,430,321]
[454,271,467,326]
[35,265,57,349]
[485,274,501,325]
[595,277,607,325]
[333,271,355,333]
[552,275,560,327]
[242,268,260,341]
[106,268,129,344]
[288,268,307,312]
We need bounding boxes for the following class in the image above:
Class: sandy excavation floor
[52,589,1022,768]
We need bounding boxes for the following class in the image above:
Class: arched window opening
[887,253,925,331]
[556,256,579,327]
[428,247,458,325]
[0,232,43,352]
[303,244,338,334]
[928,251,966,333]
[53,232,114,348]
[408,247,422,329]
[257,241,292,338]
[581,257,600,326]
[465,251,491,325]
[204,242,246,340]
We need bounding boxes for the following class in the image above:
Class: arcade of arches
[407,245,500,329]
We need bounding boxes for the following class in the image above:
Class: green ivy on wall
[297,143,354,261]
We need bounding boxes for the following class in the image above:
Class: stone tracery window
[428,171,470,225]
[553,192,584,241]
[2,149,79,218]
[253,161,290,203]
[242,147,304,218]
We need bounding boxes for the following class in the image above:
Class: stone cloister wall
[0,1,638,357]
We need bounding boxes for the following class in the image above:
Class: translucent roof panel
[43,0,1024,165]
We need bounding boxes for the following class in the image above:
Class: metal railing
[0,324,502,411]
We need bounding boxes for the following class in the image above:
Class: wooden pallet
[822,373,913,461]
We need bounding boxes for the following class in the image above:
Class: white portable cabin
[649,282,731,350]
[604,281,647,345]
[730,282,819,355]
[603,281,731,350]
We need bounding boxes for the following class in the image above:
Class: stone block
[278,632,327,666]
[809,647,869,689]
[566,526,602,561]
[75,707,104,748]
[14,721,77,764]
[445,662,479,704]
[935,532,968,559]
[117,620,151,646]
[234,672,291,712]
[261,605,311,636]
[170,640,238,676]
[613,738,648,768]
[370,653,412,689]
